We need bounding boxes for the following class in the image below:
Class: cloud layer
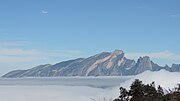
[120,70,180,91]
[0,48,83,63]
[0,70,179,101]
[0,41,30,46]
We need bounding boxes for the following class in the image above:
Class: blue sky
[0,0,180,75]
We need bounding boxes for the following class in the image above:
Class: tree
[114,79,180,101]
[177,84,180,91]
[157,85,164,96]
[114,99,123,101]
[119,87,129,101]
[129,79,144,101]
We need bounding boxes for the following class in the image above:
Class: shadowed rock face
[133,56,153,74]
[2,50,180,78]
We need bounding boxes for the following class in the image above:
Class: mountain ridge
[2,50,180,78]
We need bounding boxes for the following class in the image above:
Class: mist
[0,70,179,101]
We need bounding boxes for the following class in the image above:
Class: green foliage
[119,87,129,101]
[113,79,180,101]
[178,84,180,91]
[157,85,164,95]
[164,92,180,101]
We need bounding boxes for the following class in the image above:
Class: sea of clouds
[0,70,179,101]
[120,70,180,90]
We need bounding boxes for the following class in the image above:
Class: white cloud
[0,48,84,63]
[0,41,30,46]
[126,50,180,61]
[41,10,48,14]
[170,14,180,18]
[0,49,42,62]
[0,56,42,63]
[0,49,38,56]
[0,85,115,101]
[43,50,83,58]
[0,70,179,101]
[0,42,21,46]
[121,70,180,90]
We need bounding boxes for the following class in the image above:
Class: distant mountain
[2,50,180,78]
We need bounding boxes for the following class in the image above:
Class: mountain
[2,50,180,78]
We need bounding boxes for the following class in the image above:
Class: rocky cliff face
[2,50,180,78]
[133,56,153,74]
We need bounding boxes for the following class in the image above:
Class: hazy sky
[0,0,180,75]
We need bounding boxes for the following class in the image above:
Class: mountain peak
[134,56,152,74]
[112,49,124,55]
[137,56,152,66]
[139,56,150,60]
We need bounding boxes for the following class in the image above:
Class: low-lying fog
[0,70,179,101]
